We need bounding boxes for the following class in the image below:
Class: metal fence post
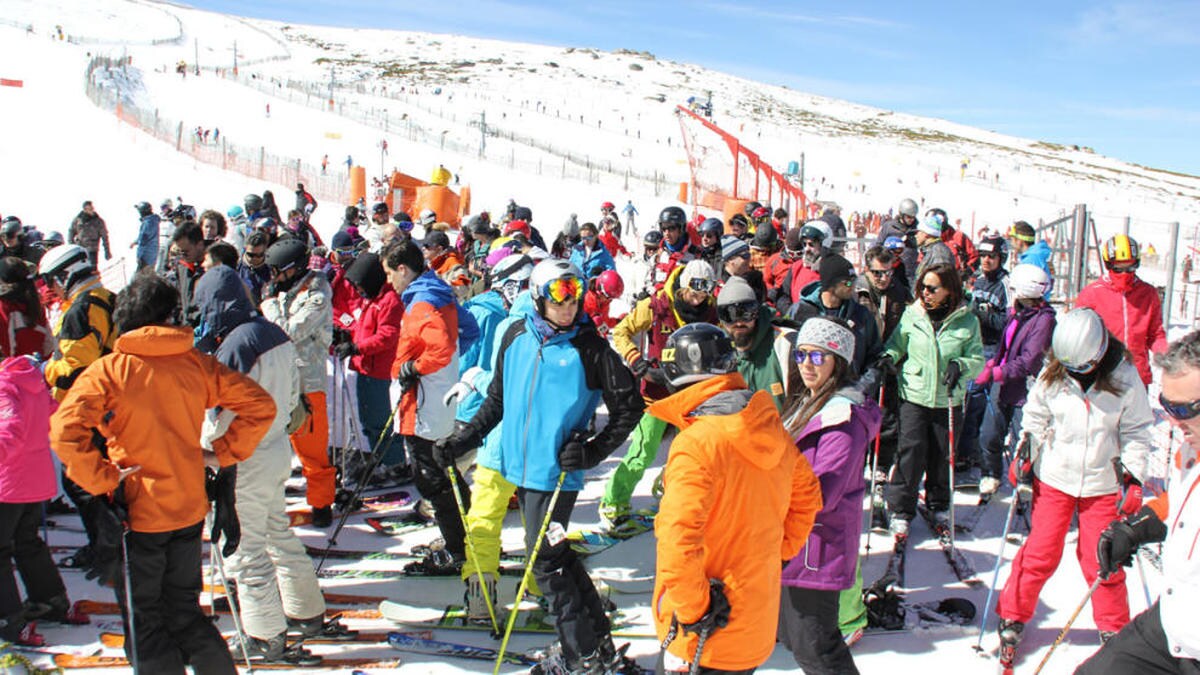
[1165,221,1181,330]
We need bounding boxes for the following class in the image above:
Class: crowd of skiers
[0,188,1186,675]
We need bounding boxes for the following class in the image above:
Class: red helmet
[595,270,625,299]
[601,201,615,211]
[752,206,770,220]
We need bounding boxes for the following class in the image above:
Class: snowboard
[378,600,654,638]
[566,512,655,557]
[364,512,437,536]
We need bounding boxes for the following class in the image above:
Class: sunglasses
[686,277,716,294]
[1108,262,1139,273]
[1160,393,1200,421]
[541,275,583,304]
[660,223,682,232]
[794,349,830,366]
[980,252,1001,259]
[334,247,359,258]
[922,285,943,294]
[701,231,720,239]
[868,268,893,278]
[244,251,265,260]
[718,301,759,324]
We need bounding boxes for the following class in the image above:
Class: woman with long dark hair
[779,317,881,674]
[882,262,984,537]
[994,308,1153,665]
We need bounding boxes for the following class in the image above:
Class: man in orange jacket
[50,273,276,674]
[650,323,822,674]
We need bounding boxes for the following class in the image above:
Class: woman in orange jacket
[651,323,822,674]
[50,273,275,674]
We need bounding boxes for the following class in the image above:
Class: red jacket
[941,226,978,270]
[583,289,618,335]
[1075,274,1168,385]
[350,286,403,379]
[598,230,630,258]
[329,265,361,327]
[762,252,792,291]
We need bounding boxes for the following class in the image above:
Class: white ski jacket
[1157,456,1200,660]
[1021,360,1152,497]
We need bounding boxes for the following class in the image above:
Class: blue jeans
[979,392,1023,479]
[356,374,405,466]
[958,344,998,469]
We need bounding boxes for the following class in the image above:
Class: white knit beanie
[794,317,856,366]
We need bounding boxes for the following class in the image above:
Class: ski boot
[528,642,571,675]
[997,619,1024,674]
[402,549,463,577]
[212,580,240,613]
[582,636,641,674]
[23,594,88,625]
[310,505,333,528]
[287,613,358,641]
[410,537,447,557]
[464,572,499,626]
[598,502,631,532]
[238,632,322,666]
[0,615,44,647]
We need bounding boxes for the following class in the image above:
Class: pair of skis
[875,506,981,589]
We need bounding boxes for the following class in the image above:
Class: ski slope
[0,1,1189,672]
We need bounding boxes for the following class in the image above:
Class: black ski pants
[0,501,65,634]
[114,521,235,674]
[1077,602,1200,674]
[409,435,469,558]
[875,372,900,474]
[886,400,962,520]
[518,487,610,666]
[778,585,859,675]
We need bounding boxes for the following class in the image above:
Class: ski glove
[433,432,476,470]
[207,466,241,557]
[89,483,130,587]
[557,434,605,473]
[876,355,898,376]
[1113,458,1144,516]
[334,340,358,360]
[331,326,352,347]
[397,360,420,390]
[943,360,963,391]
[644,366,671,388]
[1008,455,1033,488]
[1097,505,1167,579]
[442,366,484,407]
[681,578,731,636]
[629,357,652,379]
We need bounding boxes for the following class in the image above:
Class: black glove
[645,366,671,388]
[207,466,241,557]
[397,360,420,390]
[332,326,352,346]
[1097,505,1167,579]
[334,340,358,360]
[557,434,605,472]
[630,357,651,379]
[877,355,898,376]
[433,432,475,469]
[88,484,129,586]
[943,360,963,391]
[681,578,732,636]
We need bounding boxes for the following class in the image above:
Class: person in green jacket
[881,262,984,539]
[716,276,796,411]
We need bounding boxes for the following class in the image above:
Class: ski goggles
[717,300,759,324]
[541,275,583,304]
[1107,261,1139,273]
[685,277,717,294]
[1062,357,1102,374]
[1160,393,1200,421]
[794,349,830,366]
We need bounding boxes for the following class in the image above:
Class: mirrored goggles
[541,275,583,304]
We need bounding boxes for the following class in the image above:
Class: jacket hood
[194,266,255,343]
[0,355,49,393]
[113,325,197,356]
[345,252,386,298]
[401,269,455,309]
[792,385,881,442]
[648,372,787,470]
[509,290,535,318]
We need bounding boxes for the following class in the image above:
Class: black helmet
[244,193,264,214]
[1,217,22,238]
[265,237,309,273]
[643,230,664,247]
[697,217,724,237]
[371,201,389,215]
[660,323,737,388]
[743,201,763,218]
[135,202,153,217]
[658,206,686,229]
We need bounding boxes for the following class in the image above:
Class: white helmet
[37,243,92,288]
[529,259,582,300]
[800,219,833,244]
[898,198,919,218]
[419,208,437,227]
[1052,308,1109,373]
[491,253,534,303]
[1008,263,1051,300]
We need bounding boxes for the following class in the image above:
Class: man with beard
[716,276,796,411]
[789,254,884,387]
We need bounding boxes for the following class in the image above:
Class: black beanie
[345,252,386,299]
[819,254,856,289]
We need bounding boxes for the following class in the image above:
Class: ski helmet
[0,218,22,238]
[658,206,687,230]
[265,237,309,274]
[926,207,949,228]
[898,198,918,218]
[697,217,724,238]
[799,220,832,245]
[743,201,763,218]
[226,204,245,220]
[752,206,771,221]
[883,236,906,252]
[595,270,625,299]
[643,230,664,248]
[1101,234,1140,267]
[601,201,615,211]
[1052,308,1109,373]
[491,253,534,290]
[37,244,92,289]
[244,193,264,215]
[530,259,584,325]
[1008,263,1050,300]
[135,202,153,217]
[977,235,1007,265]
[43,231,64,248]
[419,209,437,227]
[660,323,737,388]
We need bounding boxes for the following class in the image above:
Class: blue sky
[187,1,1200,176]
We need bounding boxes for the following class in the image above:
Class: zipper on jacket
[519,342,544,487]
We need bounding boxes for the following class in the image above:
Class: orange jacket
[430,250,470,288]
[648,372,822,671]
[49,326,275,533]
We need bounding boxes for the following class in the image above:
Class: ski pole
[447,466,500,636]
[119,527,138,673]
[316,403,398,574]
[865,380,886,556]
[493,472,565,675]
[946,388,958,548]
[211,545,255,673]
[1032,575,1103,675]
[689,627,712,675]
[973,485,1021,654]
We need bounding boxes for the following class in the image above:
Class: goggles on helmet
[686,277,716,294]
[541,275,583,304]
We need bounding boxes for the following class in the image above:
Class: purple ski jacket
[782,387,882,591]
[992,303,1056,408]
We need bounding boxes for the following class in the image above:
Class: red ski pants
[289,391,336,509]
[997,479,1130,632]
